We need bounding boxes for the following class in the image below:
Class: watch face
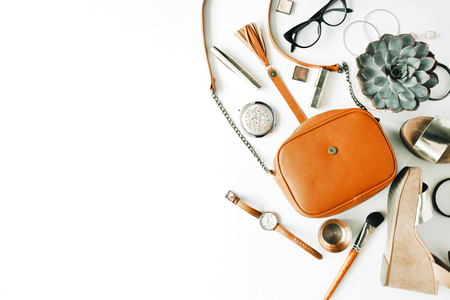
[240,102,275,138]
[259,212,278,231]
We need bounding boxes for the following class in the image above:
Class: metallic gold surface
[318,219,352,253]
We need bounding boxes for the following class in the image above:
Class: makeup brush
[323,212,384,300]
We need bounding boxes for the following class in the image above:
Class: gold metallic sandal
[381,166,450,295]
[400,116,450,164]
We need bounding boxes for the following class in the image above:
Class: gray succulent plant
[356,33,438,112]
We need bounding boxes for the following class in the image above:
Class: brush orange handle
[324,248,359,300]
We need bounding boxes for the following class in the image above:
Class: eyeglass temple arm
[325,8,353,13]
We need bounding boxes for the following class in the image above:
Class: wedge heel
[381,167,441,295]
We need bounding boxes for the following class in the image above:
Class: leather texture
[273,108,397,218]
[229,194,262,219]
[274,224,322,260]
[381,167,450,295]
[267,67,307,124]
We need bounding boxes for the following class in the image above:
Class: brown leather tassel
[235,23,269,67]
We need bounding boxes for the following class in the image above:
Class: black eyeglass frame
[283,0,353,51]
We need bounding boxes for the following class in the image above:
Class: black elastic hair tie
[432,178,450,217]
[430,62,450,101]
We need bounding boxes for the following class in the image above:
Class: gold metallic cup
[318,219,352,253]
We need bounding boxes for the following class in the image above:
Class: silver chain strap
[338,62,368,111]
[211,91,273,174]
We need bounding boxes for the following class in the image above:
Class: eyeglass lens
[323,0,347,26]
[290,0,347,48]
[294,21,321,47]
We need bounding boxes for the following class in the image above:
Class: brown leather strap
[275,224,323,260]
[202,0,216,92]
[267,67,307,124]
[267,0,341,72]
[229,194,262,218]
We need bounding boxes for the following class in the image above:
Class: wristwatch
[225,191,323,260]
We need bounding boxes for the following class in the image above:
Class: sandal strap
[432,253,450,289]
[415,184,434,226]
[413,116,450,164]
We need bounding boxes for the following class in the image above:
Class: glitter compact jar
[240,102,276,138]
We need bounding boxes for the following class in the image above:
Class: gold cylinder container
[318,219,352,253]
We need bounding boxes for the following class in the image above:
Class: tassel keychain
[235,22,307,124]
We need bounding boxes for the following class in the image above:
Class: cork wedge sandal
[381,166,450,295]
[400,116,450,164]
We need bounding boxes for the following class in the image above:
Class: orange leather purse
[273,108,397,217]
[202,0,397,218]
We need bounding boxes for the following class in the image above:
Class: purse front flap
[276,109,396,216]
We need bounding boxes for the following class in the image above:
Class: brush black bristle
[366,212,384,228]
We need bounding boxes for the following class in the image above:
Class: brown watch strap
[274,224,323,260]
[267,0,341,72]
[228,193,262,219]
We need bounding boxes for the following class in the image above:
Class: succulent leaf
[366,41,377,55]
[372,93,386,109]
[414,70,431,84]
[360,53,375,67]
[373,52,385,67]
[400,98,419,110]
[381,34,394,43]
[422,73,438,88]
[403,76,418,87]
[400,46,416,58]
[415,43,429,58]
[392,55,407,65]
[389,36,402,53]
[406,57,421,69]
[379,84,392,99]
[418,57,436,71]
[409,85,429,98]
[407,66,416,79]
[362,80,379,96]
[362,66,382,80]
[375,41,388,59]
[387,93,400,109]
[401,34,415,47]
[386,50,397,65]
[357,69,365,84]
[391,82,406,94]
[374,76,389,86]
[399,88,415,102]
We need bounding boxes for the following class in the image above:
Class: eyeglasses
[283,0,353,51]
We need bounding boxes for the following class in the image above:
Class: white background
[1,0,450,299]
